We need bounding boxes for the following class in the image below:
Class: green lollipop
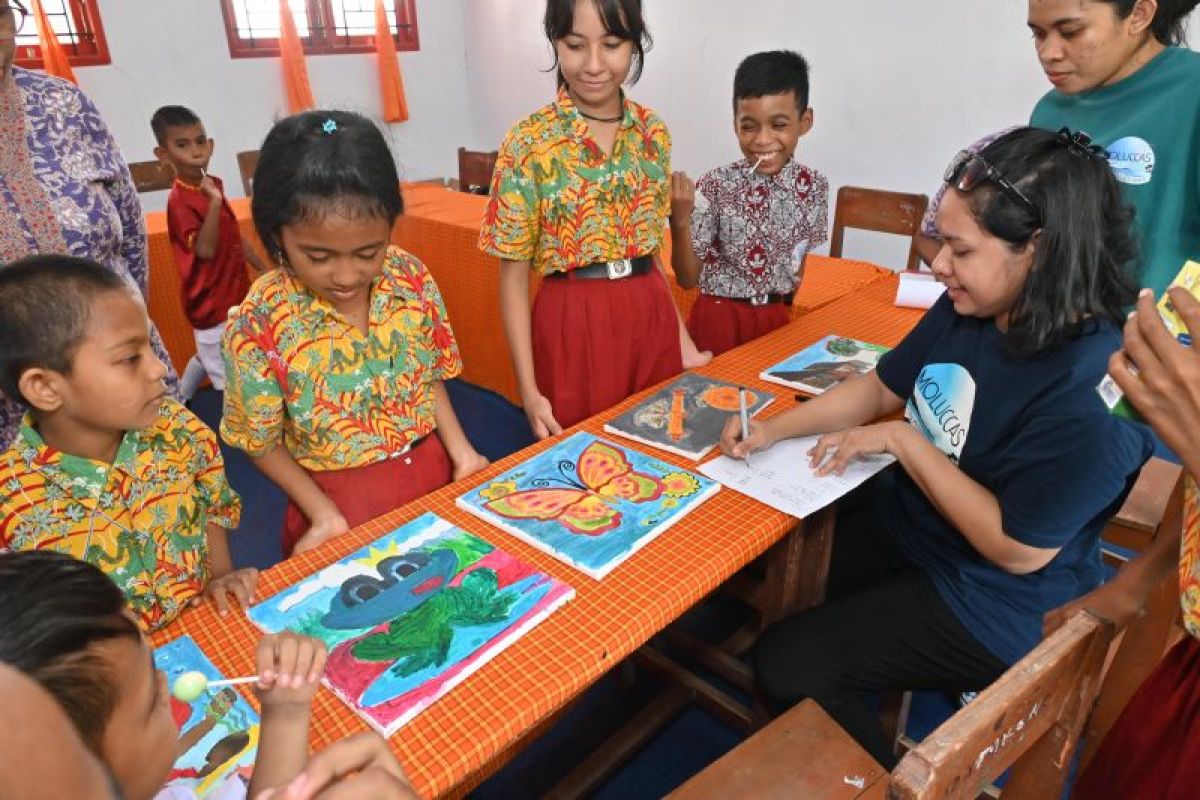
[171,670,259,702]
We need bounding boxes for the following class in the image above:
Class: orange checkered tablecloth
[392,183,893,405]
[145,185,891,404]
[150,275,924,799]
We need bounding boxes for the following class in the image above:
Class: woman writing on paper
[721,127,1153,768]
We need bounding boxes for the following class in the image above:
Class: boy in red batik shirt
[670,50,829,357]
[152,106,266,401]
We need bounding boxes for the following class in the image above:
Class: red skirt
[1072,635,1200,800]
[532,269,682,430]
[686,293,791,357]
[281,434,452,556]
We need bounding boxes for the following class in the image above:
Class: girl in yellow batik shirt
[222,111,487,557]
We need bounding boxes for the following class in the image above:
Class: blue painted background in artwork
[457,432,716,576]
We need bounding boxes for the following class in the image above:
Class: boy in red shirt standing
[152,106,266,401]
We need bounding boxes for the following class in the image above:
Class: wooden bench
[669,610,1116,800]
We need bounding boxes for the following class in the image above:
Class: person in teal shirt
[1029,0,1200,295]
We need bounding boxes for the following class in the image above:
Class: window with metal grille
[220,0,419,58]
[12,0,111,68]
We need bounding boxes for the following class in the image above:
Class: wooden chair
[237,150,260,197]
[1100,456,1183,568]
[128,160,174,193]
[669,610,1117,800]
[830,186,929,272]
[457,147,498,195]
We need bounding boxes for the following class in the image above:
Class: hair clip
[1056,127,1107,162]
[321,118,338,135]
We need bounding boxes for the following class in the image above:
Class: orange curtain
[278,1,314,113]
[29,0,76,84]
[374,0,409,122]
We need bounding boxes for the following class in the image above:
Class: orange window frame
[219,0,419,58]
[11,0,111,68]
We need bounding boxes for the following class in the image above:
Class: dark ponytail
[1107,0,1198,45]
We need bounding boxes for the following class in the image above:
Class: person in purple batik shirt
[0,12,179,449]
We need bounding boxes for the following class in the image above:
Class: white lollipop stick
[750,155,767,172]
[208,676,260,689]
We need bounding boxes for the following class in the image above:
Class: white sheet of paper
[700,435,895,519]
[894,271,946,309]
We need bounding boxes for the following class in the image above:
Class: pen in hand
[738,387,753,469]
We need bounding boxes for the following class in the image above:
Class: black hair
[206,730,252,766]
[251,109,403,262]
[150,105,202,146]
[544,0,651,89]
[733,50,811,114]
[953,126,1138,357]
[0,255,129,407]
[1105,0,1198,45]
[0,551,140,752]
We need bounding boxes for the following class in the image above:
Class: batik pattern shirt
[0,399,241,632]
[479,88,671,276]
[691,159,828,298]
[1179,476,1200,638]
[0,68,177,449]
[221,246,461,472]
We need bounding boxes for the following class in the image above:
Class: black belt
[550,255,654,280]
[707,291,795,306]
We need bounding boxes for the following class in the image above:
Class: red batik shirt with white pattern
[691,158,829,298]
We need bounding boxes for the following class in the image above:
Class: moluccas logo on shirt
[906,363,976,462]
[1106,137,1155,186]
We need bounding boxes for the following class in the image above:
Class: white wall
[71,0,472,211]
[462,0,1200,268]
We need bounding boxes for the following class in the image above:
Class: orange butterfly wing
[484,487,622,537]
[577,440,665,503]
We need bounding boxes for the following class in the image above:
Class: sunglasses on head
[944,150,1043,227]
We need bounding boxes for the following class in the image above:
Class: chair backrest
[237,150,260,197]
[457,147,498,195]
[890,611,1116,800]
[830,186,929,272]
[128,160,175,193]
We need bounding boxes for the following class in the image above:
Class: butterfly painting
[457,432,719,579]
[604,373,774,459]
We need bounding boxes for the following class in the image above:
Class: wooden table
[150,274,923,799]
[144,186,894,405]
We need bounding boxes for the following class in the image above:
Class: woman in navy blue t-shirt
[721,126,1154,768]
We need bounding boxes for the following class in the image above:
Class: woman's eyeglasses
[944,150,1043,227]
[0,2,27,42]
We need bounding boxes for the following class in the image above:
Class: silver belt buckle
[750,293,769,306]
[606,258,633,279]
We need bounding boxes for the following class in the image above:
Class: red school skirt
[532,268,683,430]
[281,434,452,556]
[1072,634,1200,800]
[686,292,791,357]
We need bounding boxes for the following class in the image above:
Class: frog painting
[247,513,574,735]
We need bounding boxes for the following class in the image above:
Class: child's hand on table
[451,449,490,481]
[202,567,259,614]
[522,391,563,440]
[294,511,350,555]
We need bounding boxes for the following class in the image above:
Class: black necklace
[572,89,624,123]
[577,109,623,123]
